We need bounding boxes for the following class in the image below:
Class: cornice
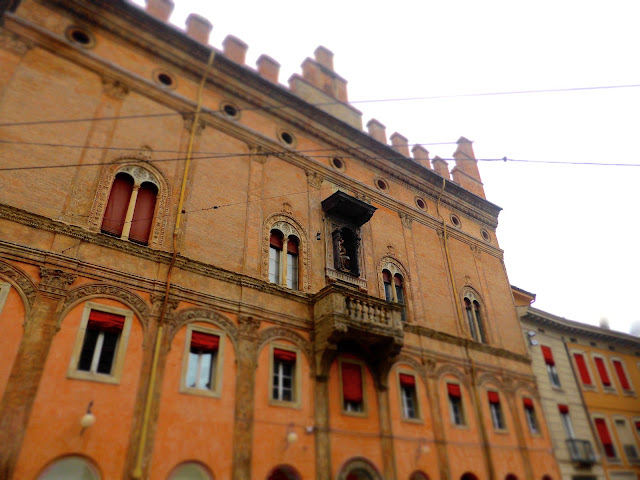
[404,323,531,364]
[521,307,640,349]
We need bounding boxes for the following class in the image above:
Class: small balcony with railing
[566,438,597,467]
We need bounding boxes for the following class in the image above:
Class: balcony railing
[566,438,596,466]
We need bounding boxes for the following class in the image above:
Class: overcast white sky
[133,0,640,334]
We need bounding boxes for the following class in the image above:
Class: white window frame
[268,343,302,408]
[560,410,575,439]
[446,381,466,428]
[67,302,133,385]
[397,370,421,422]
[180,325,225,398]
[339,357,368,417]
[613,416,640,464]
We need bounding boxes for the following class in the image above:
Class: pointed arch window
[269,229,300,290]
[101,169,159,245]
[464,292,486,343]
[381,263,408,322]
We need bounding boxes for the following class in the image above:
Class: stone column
[232,316,261,480]
[0,30,32,103]
[0,267,75,479]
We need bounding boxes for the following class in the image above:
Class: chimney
[432,156,451,180]
[223,35,248,65]
[145,0,174,22]
[185,14,212,44]
[256,55,280,83]
[366,119,387,144]
[599,318,610,330]
[314,46,334,70]
[451,136,485,198]
[412,145,431,169]
[390,133,410,157]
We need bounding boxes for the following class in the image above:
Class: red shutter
[487,391,500,404]
[573,353,592,385]
[612,360,630,390]
[270,231,283,249]
[558,404,569,414]
[523,398,534,408]
[190,331,219,351]
[87,310,125,333]
[595,418,613,444]
[129,183,157,244]
[101,174,133,236]
[447,383,461,398]
[342,362,363,403]
[274,348,296,363]
[635,421,640,430]
[541,346,555,365]
[399,373,415,387]
[287,238,299,255]
[594,357,611,386]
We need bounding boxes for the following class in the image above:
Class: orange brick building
[0,1,560,479]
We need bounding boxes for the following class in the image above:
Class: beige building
[515,288,640,480]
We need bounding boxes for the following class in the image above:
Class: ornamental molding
[257,326,313,366]
[61,283,151,327]
[169,308,238,349]
[306,170,323,189]
[38,267,76,296]
[0,259,37,312]
[238,315,261,339]
[398,212,413,230]
[435,364,470,387]
[476,372,504,390]
[182,112,206,135]
[336,458,382,480]
[149,292,180,316]
[393,353,426,381]
[0,29,33,55]
[102,77,129,100]
[262,213,310,291]
[88,159,171,247]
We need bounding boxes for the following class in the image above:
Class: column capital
[38,267,76,297]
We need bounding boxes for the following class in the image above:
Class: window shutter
[129,182,157,244]
[447,383,461,398]
[595,418,613,444]
[399,373,415,387]
[383,270,391,283]
[487,391,500,404]
[190,331,219,351]
[101,174,133,236]
[87,310,125,333]
[287,238,299,255]
[594,357,611,386]
[541,346,555,365]
[523,397,534,408]
[341,362,363,403]
[612,360,630,390]
[274,348,296,363]
[270,231,283,249]
[573,353,592,385]
[635,421,640,430]
[558,404,569,414]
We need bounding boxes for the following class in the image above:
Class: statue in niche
[333,228,359,276]
[337,235,351,271]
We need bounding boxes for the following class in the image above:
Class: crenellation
[222,34,248,65]
[185,13,212,45]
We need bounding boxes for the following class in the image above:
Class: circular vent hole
[280,131,294,145]
[451,215,460,227]
[376,179,388,190]
[416,198,426,210]
[481,230,491,242]
[223,104,238,117]
[332,157,344,169]
[157,73,173,87]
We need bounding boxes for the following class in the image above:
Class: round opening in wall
[481,229,491,242]
[156,72,174,87]
[331,157,344,170]
[375,178,388,191]
[66,27,95,48]
[415,197,426,210]
[222,103,239,118]
[450,214,461,227]
[280,131,294,145]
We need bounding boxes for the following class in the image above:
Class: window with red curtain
[558,404,569,414]
[487,391,500,404]
[573,353,592,385]
[447,383,461,398]
[541,346,555,365]
[523,398,534,408]
[274,348,296,363]
[594,357,611,386]
[190,331,219,351]
[399,373,415,386]
[129,182,158,245]
[87,310,125,333]
[341,362,363,403]
[612,360,630,390]
[101,173,133,236]
[594,418,616,458]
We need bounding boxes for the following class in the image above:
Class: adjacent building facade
[516,291,640,480]
[0,1,560,479]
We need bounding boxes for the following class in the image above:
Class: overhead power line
[0,82,638,129]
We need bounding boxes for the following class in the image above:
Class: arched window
[505,475,518,480]
[266,465,301,480]
[410,472,429,480]
[101,169,159,245]
[463,292,486,343]
[460,473,478,480]
[38,455,100,479]
[269,229,300,290]
[168,462,213,480]
[382,268,406,321]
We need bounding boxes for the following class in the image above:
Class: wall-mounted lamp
[286,423,298,445]
[527,331,539,346]
[80,401,95,430]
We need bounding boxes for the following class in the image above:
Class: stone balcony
[312,284,404,378]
